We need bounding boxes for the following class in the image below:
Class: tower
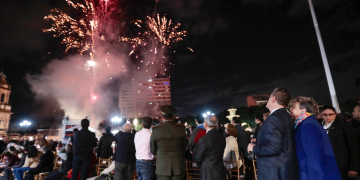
[0,71,12,134]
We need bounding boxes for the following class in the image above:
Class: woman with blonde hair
[291,96,340,180]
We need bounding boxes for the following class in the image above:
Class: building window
[0,94,4,102]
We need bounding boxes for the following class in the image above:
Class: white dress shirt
[270,108,281,115]
[134,128,154,160]
[323,120,335,134]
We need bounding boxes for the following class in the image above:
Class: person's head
[290,96,319,118]
[161,105,177,120]
[105,126,111,133]
[123,123,133,132]
[41,145,51,153]
[266,88,291,111]
[73,128,79,133]
[255,115,264,125]
[81,119,90,129]
[190,126,196,132]
[24,146,29,153]
[142,117,152,129]
[9,146,15,152]
[27,146,39,158]
[65,144,73,153]
[263,111,270,121]
[352,105,360,120]
[4,151,11,157]
[231,116,241,125]
[226,124,238,137]
[321,105,337,123]
[204,115,218,130]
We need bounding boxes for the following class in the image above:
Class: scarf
[294,112,312,129]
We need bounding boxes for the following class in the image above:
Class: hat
[161,105,177,116]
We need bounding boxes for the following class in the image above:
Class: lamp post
[20,120,31,136]
[202,111,215,118]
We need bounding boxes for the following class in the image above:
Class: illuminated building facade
[119,78,171,118]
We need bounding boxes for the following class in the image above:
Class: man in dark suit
[248,88,300,180]
[114,123,136,180]
[194,115,226,180]
[150,105,187,180]
[71,119,97,180]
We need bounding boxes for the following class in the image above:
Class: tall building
[119,78,171,118]
[247,95,269,107]
[0,72,12,135]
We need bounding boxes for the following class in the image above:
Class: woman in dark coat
[321,105,360,180]
[291,97,341,180]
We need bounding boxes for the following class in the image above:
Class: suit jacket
[296,115,341,180]
[114,131,136,164]
[188,125,206,152]
[235,125,249,158]
[98,132,114,159]
[150,121,187,176]
[253,108,300,180]
[327,119,360,171]
[194,129,226,180]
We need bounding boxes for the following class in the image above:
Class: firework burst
[43,0,96,55]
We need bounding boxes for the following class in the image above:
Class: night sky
[1,0,360,130]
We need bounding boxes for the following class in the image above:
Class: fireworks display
[43,0,96,55]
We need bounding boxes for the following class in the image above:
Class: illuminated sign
[163,82,169,85]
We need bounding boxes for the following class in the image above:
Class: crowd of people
[0,87,360,180]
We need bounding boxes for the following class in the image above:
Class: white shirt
[270,108,281,115]
[134,128,154,160]
[323,120,335,134]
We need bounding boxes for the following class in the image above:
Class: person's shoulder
[152,123,162,129]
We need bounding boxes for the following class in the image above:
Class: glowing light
[111,117,122,124]
[20,120,31,127]
[87,60,96,67]
[93,96,97,100]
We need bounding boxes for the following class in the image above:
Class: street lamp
[111,117,122,124]
[202,111,215,118]
[20,120,31,136]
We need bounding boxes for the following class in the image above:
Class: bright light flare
[87,60,96,67]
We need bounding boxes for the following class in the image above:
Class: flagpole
[308,0,340,112]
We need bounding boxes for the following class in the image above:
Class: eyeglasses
[322,113,336,117]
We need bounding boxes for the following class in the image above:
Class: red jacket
[65,153,97,179]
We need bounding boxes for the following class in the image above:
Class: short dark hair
[190,126,196,132]
[255,115,264,122]
[4,151,11,156]
[27,146,39,158]
[42,145,51,152]
[142,117,152,129]
[73,128,79,132]
[321,105,336,113]
[162,114,174,119]
[9,146,15,151]
[232,117,241,124]
[272,87,291,107]
[105,126,111,132]
[81,119,90,128]
[295,96,319,115]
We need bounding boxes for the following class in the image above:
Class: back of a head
[66,144,73,152]
[123,123,133,132]
[226,124,238,137]
[255,114,264,123]
[263,111,270,120]
[81,119,90,129]
[4,151,11,157]
[27,146,39,158]
[295,96,319,115]
[204,115,218,127]
[142,117,152,129]
[73,128,79,133]
[272,87,291,107]
[9,146,15,152]
[232,116,241,124]
[105,126,111,132]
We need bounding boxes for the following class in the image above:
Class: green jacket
[150,121,187,176]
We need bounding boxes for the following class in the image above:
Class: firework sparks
[43,0,95,54]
